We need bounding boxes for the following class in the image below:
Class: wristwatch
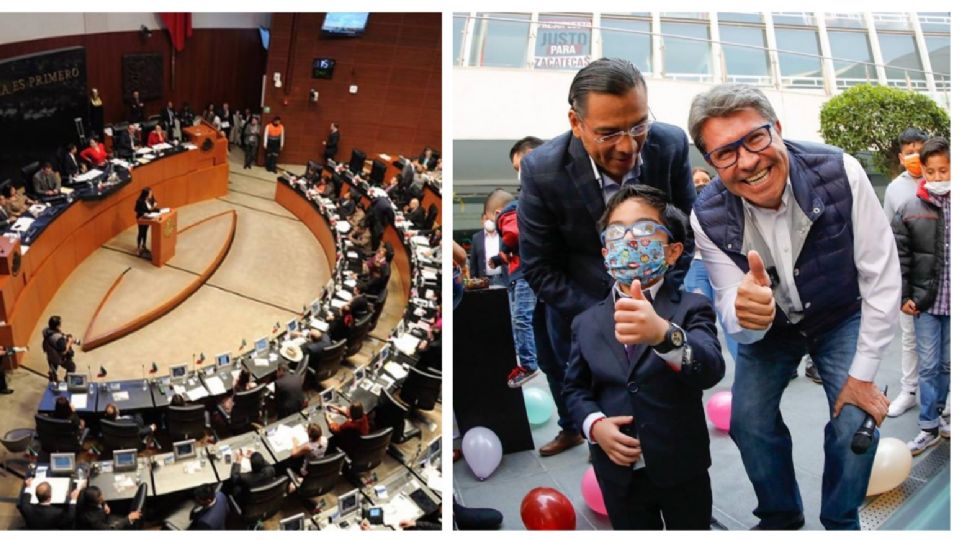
[654,322,686,354]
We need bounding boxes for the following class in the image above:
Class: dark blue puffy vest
[693,140,860,338]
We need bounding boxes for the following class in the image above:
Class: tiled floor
[454,325,948,530]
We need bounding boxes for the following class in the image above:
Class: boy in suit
[564,184,724,530]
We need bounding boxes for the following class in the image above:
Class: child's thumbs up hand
[614,279,670,346]
[736,250,776,330]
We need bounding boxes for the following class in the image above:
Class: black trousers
[598,468,712,530]
[137,224,149,249]
[244,143,258,168]
[265,138,281,172]
[0,359,8,392]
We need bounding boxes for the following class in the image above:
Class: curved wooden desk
[0,124,228,368]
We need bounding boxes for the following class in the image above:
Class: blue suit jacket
[563,278,724,489]
[518,124,695,322]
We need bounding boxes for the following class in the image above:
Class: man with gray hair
[688,83,899,530]
[519,57,695,457]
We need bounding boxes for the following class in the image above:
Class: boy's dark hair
[483,188,515,215]
[920,136,949,164]
[194,484,216,504]
[598,184,687,245]
[508,136,544,161]
[898,127,928,149]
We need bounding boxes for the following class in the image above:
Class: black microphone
[851,385,887,455]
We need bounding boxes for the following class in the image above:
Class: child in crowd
[892,136,951,455]
[563,185,724,530]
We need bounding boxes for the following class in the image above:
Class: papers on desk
[205,376,226,395]
[266,423,309,453]
[335,221,351,234]
[26,476,72,504]
[310,317,329,332]
[144,212,160,219]
[151,142,172,151]
[28,203,48,217]
[284,337,306,348]
[76,168,103,182]
[346,251,358,260]
[421,270,437,282]
[111,158,133,169]
[344,279,357,289]
[113,474,137,491]
[111,391,130,402]
[183,461,204,475]
[330,298,347,310]
[254,357,270,367]
[159,207,171,215]
[422,467,443,492]
[70,394,88,409]
[185,386,209,401]
[383,361,409,381]
[392,333,420,356]
[410,235,429,247]
[11,217,34,232]
[384,494,422,526]
[135,147,153,155]
[336,289,353,302]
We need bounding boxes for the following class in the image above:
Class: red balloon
[520,487,576,530]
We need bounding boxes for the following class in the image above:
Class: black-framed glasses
[702,124,773,169]
[600,219,673,244]
[577,110,656,146]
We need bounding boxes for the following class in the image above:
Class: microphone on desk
[851,385,887,455]
[98,366,108,377]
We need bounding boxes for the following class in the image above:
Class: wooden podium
[137,209,177,267]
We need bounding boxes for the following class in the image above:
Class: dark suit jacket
[563,279,724,493]
[469,230,496,279]
[229,462,276,503]
[18,492,75,530]
[325,131,340,157]
[114,130,136,158]
[162,108,178,130]
[188,491,228,530]
[61,152,80,178]
[75,507,131,530]
[518,125,695,321]
[406,207,426,229]
[274,373,305,418]
[300,335,333,368]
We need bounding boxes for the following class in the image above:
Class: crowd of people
[456,57,950,530]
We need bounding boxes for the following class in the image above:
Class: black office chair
[338,427,393,473]
[227,476,289,526]
[366,288,388,329]
[100,420,142,455]
[308,339,346,384]
[373,389,414,444]
[166,404,211,442]
[286,451,345,507]
[422,204,438,230]
[20,161,40,197]
[162,483,222,530]
[132,482,148,513]
[34,415,88,455]
[399,366,442,411]
[217,385,266,433]
[344,312,374,358]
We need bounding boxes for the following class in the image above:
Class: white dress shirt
[690,153,900,382]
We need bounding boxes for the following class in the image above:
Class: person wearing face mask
[468,190,510,289]
[892,136,951,455]
[519,58,695,457]
[689,84,899,530]
[882,127,929,418]
[564,185,724,530]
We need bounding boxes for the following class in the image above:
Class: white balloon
[866,438,912,496]
[462,426,503,480]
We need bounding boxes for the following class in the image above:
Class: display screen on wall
[0,46,87,181]
[312,58,336,79]
[322,13,369,36]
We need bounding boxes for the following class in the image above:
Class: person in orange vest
[264,116,285,173]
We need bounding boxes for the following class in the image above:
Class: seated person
[169,393,187,407]
[0,193,18,227]
[18,478,79,530]
[348,204,366,230]
[229,451,276,503]
[113,124,139,159]
[400,503,441,530]
[79,138,108,167]
[61,143,84,180]
[360,266,389,297]
[298,329,333,363]
[274,363,306,418]
[326,304,354,343]
[326,401,370,436]
[348,222,372,252]
[348,287,370,320]
[290,422,328,478]
[32,162,61,197]
[219,369,257,414]
[315,176,335,199]
[147,123,166,146]
[336,192,356,220]
[75,486,141,530]
[2,184,37,219]
[51,395,85,431]
[404,197,426,229]
[188,484,228,530]
[103,402,156,446]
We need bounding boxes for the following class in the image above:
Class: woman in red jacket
[147,124,166,146]
[79,138,108,167]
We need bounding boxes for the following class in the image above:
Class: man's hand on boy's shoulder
[614,280,670,346]
[592,415,642,466]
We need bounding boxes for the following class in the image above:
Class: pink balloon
[706,390,733,431]
[580,466,607,516]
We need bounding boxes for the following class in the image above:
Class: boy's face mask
[903,153,923,178]
[603,236,669,288]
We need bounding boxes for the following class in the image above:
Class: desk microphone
[851,385,887,455]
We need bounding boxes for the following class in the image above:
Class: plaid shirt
[929,193,950,315]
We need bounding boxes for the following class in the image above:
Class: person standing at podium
[135,188,158,258]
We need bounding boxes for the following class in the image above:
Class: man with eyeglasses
[688,84,899,530]
[518,58,695,457]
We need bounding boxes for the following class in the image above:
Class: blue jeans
[508,278,538,372]
[730,312,876,530]
[914,313,950,429]
[683,259,738,361]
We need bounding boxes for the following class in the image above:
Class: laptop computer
[216,352,231,370]
[67,373,88,393]
[170,364,188,380]
[49,453,75,476]
[173,439,197,461]
[113,449,138,472]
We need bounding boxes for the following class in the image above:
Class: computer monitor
[170,364,188,379]
[310,299,321,317]
[113,449,138,472]
[173,439,197,461]
[286,319,299,333]
[279,513,305,531]
[338,488,360,517]
[216,352,231,368]
[348,149,365,174]
[320,387,335,404]
[50,453,75,475]
[67,373,87,392]
[354,367,366,382]
[255,337,269,353]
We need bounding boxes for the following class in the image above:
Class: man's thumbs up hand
[736,250,776,330]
